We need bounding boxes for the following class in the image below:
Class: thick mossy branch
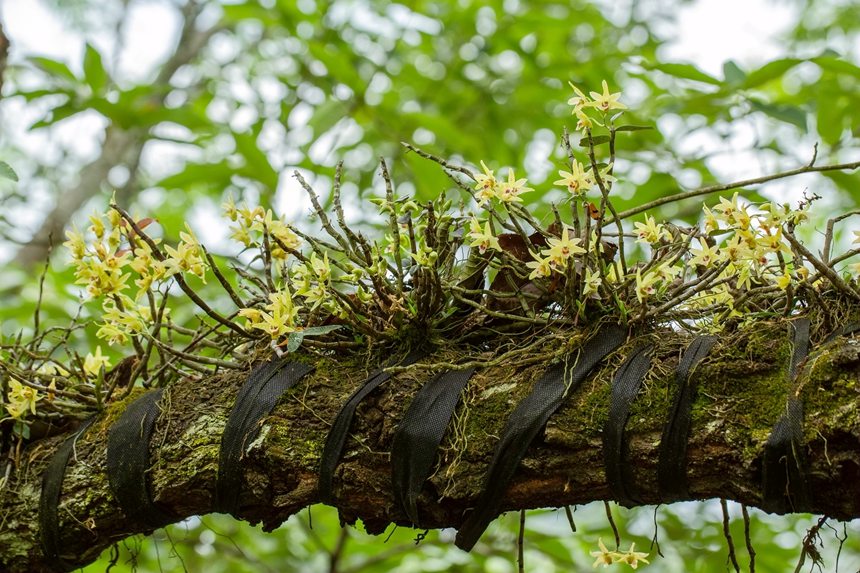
[1,319,860,572]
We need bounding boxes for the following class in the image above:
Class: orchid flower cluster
[5,78,859,439]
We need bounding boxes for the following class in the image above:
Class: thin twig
[823,209,860,263]
[401,141,477,181]
[784,230,860,302]
[611,159,860,223]
[720,498,740,573]
[112,205,252,338]
[517,510,526,573]
[564,505,576,533]
[202,246,245,308]
[604,501,620,549]
[741,504,755,573]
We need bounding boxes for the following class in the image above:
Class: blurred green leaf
[650,62,722,86]
[722,60,747,85]
[813,56,860,78]
[308,99,348,138]
[749,100,808,132]
[615,125,653,132]
[83,43,109,94]
[155,161,235,190]
[29,103,84,129]
[743,58,803,88]
[30,56,79,84]
[234,129,279,190]
[0,161,18,182]
[579,135,611,146]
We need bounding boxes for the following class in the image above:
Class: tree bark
[1,320,860,572]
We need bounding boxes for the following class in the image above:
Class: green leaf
[816,92,846,145]
[222,2,281,25]
[30,56,79,84]
[722,60,747,85]
[307,99,347,137]
[155,161,234,190]
[301,325,342,336]
[13,88,73,102]
[578,135,610,147]
[0,161,18,182]
[234,130,279,190]
[29,103,84,129]
[812,56,860,78]
[83,43,109,94]
[614,125,653,132]
[650,62,722,86]
[749,100,808,132]
[13,421,30,440]
[285,332,304,353]
[743,58,803,88]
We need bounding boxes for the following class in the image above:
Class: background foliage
[1,0,859,571]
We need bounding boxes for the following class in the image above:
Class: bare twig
[611,159,860,223]
[720,499,740,573]
[401,141,477,181]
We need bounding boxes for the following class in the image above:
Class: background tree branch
[12,3,224,268]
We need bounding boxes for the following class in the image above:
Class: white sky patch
[662,0,797,77]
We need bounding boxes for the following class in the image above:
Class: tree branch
[2,319,860,572]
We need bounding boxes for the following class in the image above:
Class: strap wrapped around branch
[106,388,173,529]
[39,417,97,572]
[215,360,314,516]
[603,344,653,507]
[657,334,718,501]
[319,350,426,506]
[391,367,476,525]
[761,318,811,513]
[455,323,627,551]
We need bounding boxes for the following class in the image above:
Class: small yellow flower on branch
[554,161,594,197]
[474,160,497,205]
[163,226,207,282]
[544,227,586,268]
[617,543,650,569]
[567,81,590,110]
[590,538,619,568]
[4,380,41,419]
[589,80,627,113]
[689,237,721,268]
[467,218,501,254]
[83,346,112,378]
[633,216,668,245]
[497,168,532,204]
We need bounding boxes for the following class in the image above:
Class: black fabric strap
[762,318,811,513]
[454,323,627,551]
[602,344,653,507]
[391,367,476,525]
[318,350,426,506]
[657,335,718,501]
[822,321,860,344]
[106,388,173,529]
[215,360,314,516]
[39,417,97,572]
